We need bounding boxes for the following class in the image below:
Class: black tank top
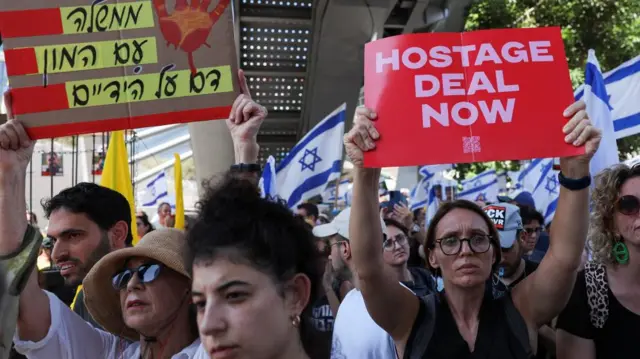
[404,291,533,359]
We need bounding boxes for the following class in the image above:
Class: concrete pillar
[187,120,234,195]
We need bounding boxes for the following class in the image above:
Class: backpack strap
[406,293,437,359]
[584,261,609,329]
[503,294,534,359]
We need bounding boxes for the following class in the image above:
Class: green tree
[454,0,640,180]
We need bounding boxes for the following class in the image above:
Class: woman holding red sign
[344,100,601,358]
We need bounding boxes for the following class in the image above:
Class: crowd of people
[0,68,637,359]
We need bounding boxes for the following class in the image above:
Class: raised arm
[228,70,266,166]
[513,100,601,327]
[0,92,51,342]
[345,107,418,343]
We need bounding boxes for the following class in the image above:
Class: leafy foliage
[453,0,640,180]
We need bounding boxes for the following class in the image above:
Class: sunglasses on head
[112,263,163,290]
[616,195,640,216]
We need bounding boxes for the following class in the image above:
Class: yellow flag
[100,131,139,244]
[173,153,185,230]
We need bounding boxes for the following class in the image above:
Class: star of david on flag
[517,158,559,224]
[276,103,346,209]
[299,147,322,172]
[140,171,174,207]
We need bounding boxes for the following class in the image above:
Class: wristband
[558,172,591,191]
[230,163,261,173]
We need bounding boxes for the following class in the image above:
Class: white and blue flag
[425,184,440,226]
[582,50,620,177]
[276,103,346,208]
[141,171,172,207]
[458,170,499,203]
[259,156,277,199]
[323,179,351,203]
[517,158,559,224]
[575,53,640,139]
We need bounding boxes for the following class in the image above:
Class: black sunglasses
[112,263,163,290]
[616,195,640,216]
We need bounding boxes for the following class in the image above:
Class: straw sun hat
[82,228,191,341]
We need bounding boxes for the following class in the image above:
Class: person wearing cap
[13,229,205,359]
[312,208,356,317]
[483,203,539,289]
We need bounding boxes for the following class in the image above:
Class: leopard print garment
[584,261,609,329]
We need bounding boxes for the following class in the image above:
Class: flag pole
[333,175,340,209]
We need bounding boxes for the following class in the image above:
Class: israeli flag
[409,175,433,211]
[420,164,453,176]
[324,179,351,202]
[518,158,559,224]
[141,171,171,207]
[507,170,523,191]
[575,53,640,139]
[582,50,620,177]
[425,185,440,225]
[259,156,277,199]
[276,103,346,208]
[497,172,509,193]
[458,170,499,203]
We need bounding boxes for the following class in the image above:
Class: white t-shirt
[331,288,409,359]
[14,291,207,359]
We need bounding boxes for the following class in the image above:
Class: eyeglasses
[616,195,640,216]
[523,227,543,235]
[435,234,492,256]
[383,234,408,251]
[112,263,163,290]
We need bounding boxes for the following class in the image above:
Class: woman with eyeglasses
[343,101,601,359]
[557,164,640,359]
[13,228,206,359]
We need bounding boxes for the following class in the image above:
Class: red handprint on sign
[152,0,231,74]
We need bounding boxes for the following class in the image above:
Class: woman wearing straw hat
[13,228,206,358]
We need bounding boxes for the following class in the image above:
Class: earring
[612,236,630,265]
[291,314,301,328]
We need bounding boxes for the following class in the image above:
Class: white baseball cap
[312,207,386,240]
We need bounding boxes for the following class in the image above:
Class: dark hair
[136,212,155,231]
[28,211,38,224]
[42,183,133,245]
[296,203,319,220]
[186,174,321,354]
[158,202,171,211]
[383,218,409,238]
[518,205,544,226]
[425,200,501,274]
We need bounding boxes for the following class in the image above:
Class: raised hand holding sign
[363,27,582,167]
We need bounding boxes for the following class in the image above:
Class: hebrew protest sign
[0,0,238,139]
[363,27,582,168]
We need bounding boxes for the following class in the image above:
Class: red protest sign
[363,27,582,168]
